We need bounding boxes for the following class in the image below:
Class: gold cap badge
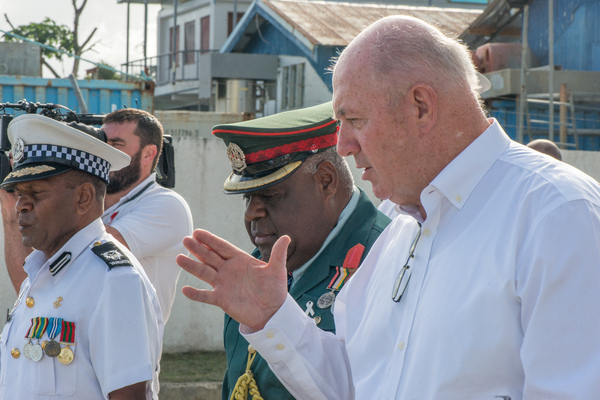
[227,143,246,172]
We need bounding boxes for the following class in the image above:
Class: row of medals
[22,339,74,365]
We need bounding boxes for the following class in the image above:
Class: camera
[0,100,175,188]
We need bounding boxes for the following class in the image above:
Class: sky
[1,0,162,78]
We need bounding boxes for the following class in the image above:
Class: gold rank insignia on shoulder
[227,142,246,172]
[91,242,133,269]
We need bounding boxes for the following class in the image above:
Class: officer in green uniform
[213,102,391,400]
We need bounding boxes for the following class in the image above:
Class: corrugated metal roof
[263,0,483,47]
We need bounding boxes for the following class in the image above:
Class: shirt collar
[291,186,361,285]
[397,119,510,221]
[429,119,510,210]
[24,218,106,285]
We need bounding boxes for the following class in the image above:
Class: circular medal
[58,346,74,365]
[313,315,322,325]
[41,340,48,350]
[23,341,33,359]
[30,343,43,362]
[317,291,336,309]
[45,340,61,357]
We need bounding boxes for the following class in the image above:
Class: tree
[3,17,73,78]
[3,0,97,78]
[70,0,97,79]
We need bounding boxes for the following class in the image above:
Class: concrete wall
[1,111,599,353]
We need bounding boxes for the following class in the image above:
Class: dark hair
[103,109,164,170]
[64,169,106,203]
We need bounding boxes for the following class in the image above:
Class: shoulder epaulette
[91,241,133,269]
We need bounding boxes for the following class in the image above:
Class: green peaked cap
[212,102,338,194]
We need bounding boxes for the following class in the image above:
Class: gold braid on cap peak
[8,165,56,178]
[224,161,302,192]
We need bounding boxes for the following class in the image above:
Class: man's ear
[314,160,338,200]
[141,144,158,168]
[76,182,96,215]
[408,83,437,134]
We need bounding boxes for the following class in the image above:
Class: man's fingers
[182,234,225,268]
[191,229,245,260]
[177,254,217,286]
[181,286,217,306]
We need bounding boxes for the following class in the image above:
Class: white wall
[1,112,598,352]
[277,55,333,112]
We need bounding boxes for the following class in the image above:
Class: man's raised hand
[177,229,290,332]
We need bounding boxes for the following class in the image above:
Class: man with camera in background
[2,108,193,325]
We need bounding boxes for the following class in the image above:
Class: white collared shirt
[102,173,193,323]
[0,219,163,400]
[243,120,600,399]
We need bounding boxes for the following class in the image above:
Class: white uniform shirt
[102,173,193,323]
[0,219,163,400]
[244,120,600,399]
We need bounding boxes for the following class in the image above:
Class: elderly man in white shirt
[177,15,600,399]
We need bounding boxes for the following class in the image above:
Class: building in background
[121,0,487,114]
[462,0,600,150]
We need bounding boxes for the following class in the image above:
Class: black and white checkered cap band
[21,144,111,182]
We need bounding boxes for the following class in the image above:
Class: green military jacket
[222,189,391,400]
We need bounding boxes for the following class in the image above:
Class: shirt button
[26,297,35,308]
[11,348,20,359]
[276,343,285,351]
[422,228,431,237]
[455,194,463,202]
[266,331,275,339]
[397,342,405,350]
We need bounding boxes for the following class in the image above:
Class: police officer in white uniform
[0,114,163,400]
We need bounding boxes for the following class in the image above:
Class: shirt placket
[386,189,442,399]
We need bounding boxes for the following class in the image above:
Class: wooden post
[559,83,568,148]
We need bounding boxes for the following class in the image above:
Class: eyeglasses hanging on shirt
[392,224,422,302]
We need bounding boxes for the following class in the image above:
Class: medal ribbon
[25,318,35,339]
[327,267,350,291]
[47,317,63,340]
[32,317,49,340]
[326,244,365,291]
[60,320,76,344]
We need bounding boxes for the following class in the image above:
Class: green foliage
[4,18,75,60]
[96,61,120,80]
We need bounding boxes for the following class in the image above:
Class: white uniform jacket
[0,219,163,399]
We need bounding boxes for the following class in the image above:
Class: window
[169,25,180,67]
[227,12,245,36]
[184,21,195,64]
[281,63,304,110]
[201,16,210,52]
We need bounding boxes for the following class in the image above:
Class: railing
[121,49,219,85]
